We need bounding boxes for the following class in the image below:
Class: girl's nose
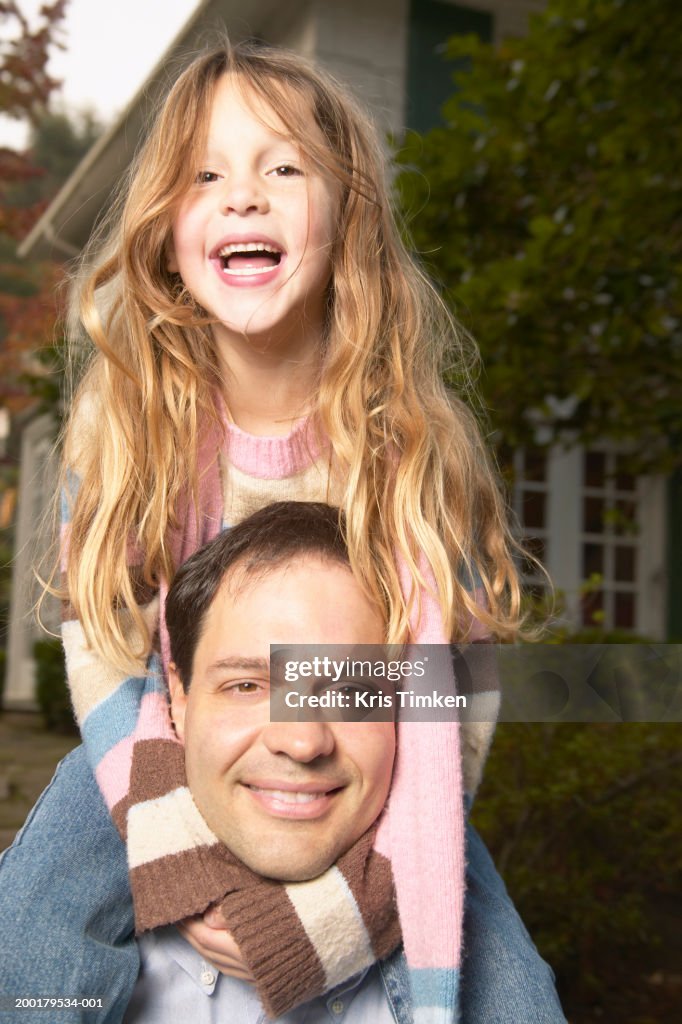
[219,173,269,216]
[261,720,335,762]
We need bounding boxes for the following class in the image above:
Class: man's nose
[261,720,335,762]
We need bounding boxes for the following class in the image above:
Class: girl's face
[169,75,338,360]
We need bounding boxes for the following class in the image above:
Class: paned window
[579,450,639,629]
[509,445,665,637]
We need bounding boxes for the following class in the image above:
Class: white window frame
[512,444,666,638]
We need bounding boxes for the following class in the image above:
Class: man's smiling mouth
[241,780,344,817]
[246,785,327,804]
[244,786,339,802]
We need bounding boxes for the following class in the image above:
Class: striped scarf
[124,734,400,1017]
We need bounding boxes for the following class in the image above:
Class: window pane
[583,496,605,533]
[524,535,546,563]
[614,499,638,536]
[584,451,606,488]
[520,553,541,579]
[523,490,546,529]
[523,449,547,483]
[614,546,636,582]
[582,543,604,577]
[581,589,604,627]
[615,455,636,492]
[614,592,635,629]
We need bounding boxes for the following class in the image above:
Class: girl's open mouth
[215,241,284,277]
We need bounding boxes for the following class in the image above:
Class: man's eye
[196,170,219,184]
[224,680,264,696]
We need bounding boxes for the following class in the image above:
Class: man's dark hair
[166,501,349,689]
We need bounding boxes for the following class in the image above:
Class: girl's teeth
[223,264,277,276]
[217,242,280,256]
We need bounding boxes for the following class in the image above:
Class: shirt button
[201,969,216,986]
[331,999,344,1015]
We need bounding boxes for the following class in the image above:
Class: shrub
[34,638,77,734]
[472,716,682,1020]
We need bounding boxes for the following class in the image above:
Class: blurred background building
[3,0,676,708]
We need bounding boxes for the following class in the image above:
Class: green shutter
[407,1,493,134]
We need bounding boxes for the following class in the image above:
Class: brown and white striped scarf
[122,735,401,1017]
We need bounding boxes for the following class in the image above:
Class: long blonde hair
[61,40,525,673]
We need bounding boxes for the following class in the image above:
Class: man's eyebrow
[206,656,270,674]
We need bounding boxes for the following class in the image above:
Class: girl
[0,41,564,1023]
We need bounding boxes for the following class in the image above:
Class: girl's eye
[271,164,302,177]
[196,170,219,184]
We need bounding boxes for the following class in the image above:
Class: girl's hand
[178,907,255,982]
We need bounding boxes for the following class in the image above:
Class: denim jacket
[379,947,413,1024]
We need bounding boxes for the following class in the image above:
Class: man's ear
[168,662,188,743]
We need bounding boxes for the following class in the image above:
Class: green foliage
[476,587,681,1016]
[9,109,102,210]
[19,330,67,420]
[0,0,69,238]
[396,0,682,473]
[33,638,76,734]
[2,105,101,416]
[473,721,682,1017]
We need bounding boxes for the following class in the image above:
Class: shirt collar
[147,926,372,1013]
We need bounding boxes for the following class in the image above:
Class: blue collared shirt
[123,927,397,1023]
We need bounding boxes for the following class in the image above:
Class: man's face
[169,557,395,882]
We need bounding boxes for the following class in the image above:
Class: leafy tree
[14,107,100,208]
[0,108,100,415]
[0,0,68,236]
[0,3,98,415]
[396,0,682,473]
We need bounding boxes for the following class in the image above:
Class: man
[124,500,401,1022]
[0,501,564,1024]
[122,500,565,1024]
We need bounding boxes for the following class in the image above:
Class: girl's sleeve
[60,473,168,836]
[61,474,226,928]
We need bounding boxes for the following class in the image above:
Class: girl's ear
[168,662,188,742]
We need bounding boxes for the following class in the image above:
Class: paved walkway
[0,712,79,852]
